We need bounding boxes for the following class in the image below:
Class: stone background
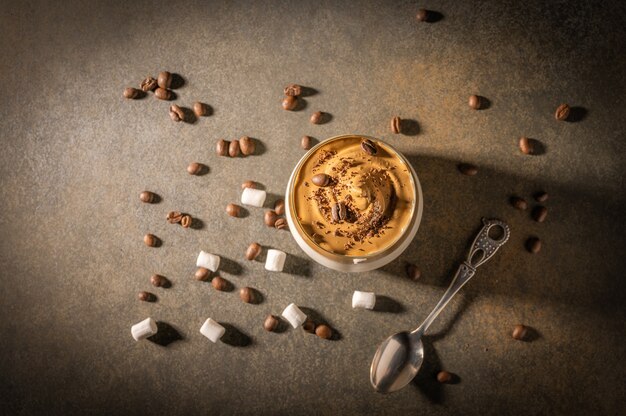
[1,0,624,415]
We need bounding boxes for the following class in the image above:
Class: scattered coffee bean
[264,210,278,227]
[360,139,377,156]
[468,95,481,109]
[311,173,331,187]
[138,291,154,302]
[405,263,421,280]
[157,71,173,89]
[140,76,158,92]
[534,191,548,202]
[555,103,570,121]
[240,136,255,156]
[139,191,156,203]
[229,140,240,157]
[143,234,158,247]
[512,324,528,340]
[150,274,167,287]
[226,203,241,217]
[416,8,429,21]
[264,315,279,332]
[245,242,262,260]
[123,87,140,99]
[519,137,534,155]
[274,199,285,216]
[193,102,207,117]
[154,87,171,100]
[211,276,228,291]
[532,205,548,222]
[526,237,541,254]
[181,215,192,228]
[437,371,453,383]
[315,324,332,339]
[310,111,323,124]
[274,218,288,230]
[303,319,316,334]
[391,116,401,134]
[301,135,312,150]
[284,84,302,97]
[195,267,210,281]
[187,162,203,175]
[510,196,528,210]
[216,139,229,156]
[169,105,185,122]
[331,202,347,222]
[282,95,297,111]
[240,287,254,303]
[242,180,256,189]
[458,163,478,176]
[167,211,183,224]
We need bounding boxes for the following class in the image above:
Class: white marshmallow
[265,249,286,272]
[131,317,158,341]
[241,187,267,207]
[352,291,376,310]
[196,251,220,272]
[200,318,225,343]
[282,303,307,328]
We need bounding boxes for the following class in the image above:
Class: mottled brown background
[1,0,625,415]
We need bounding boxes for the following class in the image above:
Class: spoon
[370,218,510,393]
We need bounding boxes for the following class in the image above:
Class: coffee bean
[274,218,287,230]
[436,371,453,383]
[150,274,168,287]
[193,102,207,117]
[143,234,158,247]
[228,140,240,157]
[331,202,346,222]
[240,136,255,156]
[390,116,401,134]
[242,180,256,189]
[416,8,429,21]
[532,205,548,222]
[512,324,528,340]
[519,137,534,155]
[301,135,312,150]
[310,111,323,124]
[123,87,140,99]
[311,173,331,187]
[526,237,541,254]
[458,163,478,176]
[360,139,377,156]
[167,211,183,224]
[284,84,302,97]
[154,87,171,100]
[406,263,421,280]
[315,324,332,339]
[169,105,184,122]
[534,191,548,202]
[264,315,279,332]
[468,95,481,109]
[239,287,254,303]
[245,242,262,260]
[181,215,192,228]
[138,291,154,302]
[195,267,210,281]
[303,319,316,334]
[274,199,285,216]
[226,203,241,217]
[157,71,172,89]
[510,196,528,210]
[216,139,229,156]
[555,103,570,121]
[264,210,278,227]
[282,95,297,111]
[187,162,203,175]
[211,276,228,291]
[140,76,158,92]
[139,191,156,203]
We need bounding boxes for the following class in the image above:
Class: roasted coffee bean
[360,139,377,156]
[157,71,173,89]
[510,196,528,210]
[239,287,254,303]
[282,95,297,111]
[228,140,240,157]
[181,215,192,228]
[331,202,346,222]
[555,103,570,121]
[169,104,184,122]
[211,276,227,291]
[195,267,210,281]
[123,87,140,99]
[167,211,183,224]
[216,139,229,156]
[315,324,332,339]
[242,180,256,189]
[437,371,453,383]
[264,210,278,227]
[391,116,401,134]
[264,315,279,332]
[534,191,548,202]
[406,263,421,280]
[140,76,158,92]
[512,324,528,340]
[139,191,156,203]
[240,136,255,156]
[284,84,302,97]
[138,291,154,302]
[245,242,262,260]
[519,137,534,155]
[526,237,542,254]
[311,173,331,187]
[187,162,203,175]
[193,102,207,117]
[226,203,241,217]
[301,135,312,150]
[274,218,287,230]
[458,163,478,176]
[154,87,171,100]
[532,205,548,222]
[310,111,323,124]
[303,319,316,334]
[468,95,481,109]
[274,199,285,216]
[416,8,429,21]
[143,234,158,247]
[150,274,167,287]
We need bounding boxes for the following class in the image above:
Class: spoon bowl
[370,331,424,393]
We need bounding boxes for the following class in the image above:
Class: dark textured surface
[1,1,625,415]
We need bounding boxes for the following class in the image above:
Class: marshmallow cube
[196,251,220,272]
[200,318,225,343]
[282,303,307,328]
[265,249,286,272]
[352,291,376,310]
[131,317,158,341]
[241,187,267,207]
